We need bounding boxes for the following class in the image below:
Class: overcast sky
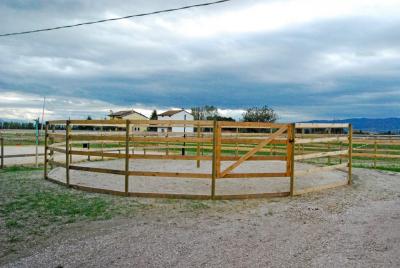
[1,0,400,122]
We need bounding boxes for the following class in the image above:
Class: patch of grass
[2,191,113,224]
[1,166,42,173]
[159,198,180,204]
[7,234,23,243]
[71,143,123,149]
[0,168,149,261]
[184,200,210,210]
[5,220,22,229]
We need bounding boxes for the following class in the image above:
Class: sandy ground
[1,146,125,166]
[2,167,400,267]
[48,159,347,195]
[0,146,79,166]
[1,146,45,166]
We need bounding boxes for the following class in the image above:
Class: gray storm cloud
[0,0,399,121]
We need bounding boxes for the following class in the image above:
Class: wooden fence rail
[0,136,44,168]
[3,123,399,194]
[40,120,357,199]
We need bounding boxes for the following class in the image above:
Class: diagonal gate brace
[219,126,288,178]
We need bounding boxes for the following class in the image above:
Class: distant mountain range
[304,118,400,133]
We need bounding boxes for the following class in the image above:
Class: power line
[0,0,232,37]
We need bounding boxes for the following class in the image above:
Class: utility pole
[40,96,46,134]
[34,118,39,168]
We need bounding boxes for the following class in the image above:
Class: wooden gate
[211,122,295,198]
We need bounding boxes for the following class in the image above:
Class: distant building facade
[157,109,194,133]
[108,110,148,132]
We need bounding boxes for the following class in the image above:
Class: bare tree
[191,105,219,120]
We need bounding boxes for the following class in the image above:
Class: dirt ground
[1,146,79,166]
[1,146,131,166]
[49,159,347,195]
[2,167,400,268]
[1,146,45,166]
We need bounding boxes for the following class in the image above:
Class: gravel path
[3,168,400,267]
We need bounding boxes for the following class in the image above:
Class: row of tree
[190,105,235,121]
[149,105,278,123]
[191,105,277,123]
[0,121,36,129]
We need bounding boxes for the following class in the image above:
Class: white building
[157,109,194,133]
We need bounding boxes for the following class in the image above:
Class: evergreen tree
[148,110,158,131]
[150,110,158,120]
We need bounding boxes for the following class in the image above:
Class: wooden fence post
[86,125,90,161]
[49,125,55,170]
[166,132,169,156]
[101,125,104,160]
[196,122,201,168]
[35,118,39,168]
[348,124,353,185]
[125,120,130,195]
[66,121,71,186]
[211,120,218,199]
[44,123,48,178]
[289,123,296,196]
[235,127,239,157]
[1,136,4,169]
[216,122,221,179]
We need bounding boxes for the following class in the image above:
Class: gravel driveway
[3,168,400,268]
